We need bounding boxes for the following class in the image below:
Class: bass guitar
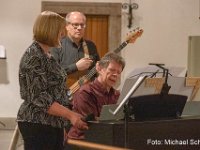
[67,27,143,99]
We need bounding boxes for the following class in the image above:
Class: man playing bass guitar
[51,11,100,88]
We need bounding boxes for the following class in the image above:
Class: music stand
[109,75,147,148]
[128,94,188,121]
[109,75,188,148]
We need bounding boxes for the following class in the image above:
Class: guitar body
[66,70,87,87]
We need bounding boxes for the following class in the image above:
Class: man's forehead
[107,61,123,68]
[69,14,84,21]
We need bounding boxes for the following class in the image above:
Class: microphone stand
[160,68,171,95]
[123,104,130,148]
[149,63,171,95]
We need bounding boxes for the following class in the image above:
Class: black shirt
[50,36,100,75]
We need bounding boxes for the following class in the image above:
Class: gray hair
[98,52,125,70]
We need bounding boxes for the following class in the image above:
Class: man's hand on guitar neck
[76,57,93,71]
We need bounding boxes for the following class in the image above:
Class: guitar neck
[113,41,128,53]
[77,41,129,85]
[81,67,96,83]
[84,41,129,81]
[68,67,96,96]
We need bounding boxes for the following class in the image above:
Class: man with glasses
[51,11,100,88]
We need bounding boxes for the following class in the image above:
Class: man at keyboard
[67,52,125,140]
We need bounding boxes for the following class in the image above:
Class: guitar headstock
[126,27,143,43]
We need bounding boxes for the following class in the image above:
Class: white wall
[122,0,200,76]
[0,0,200,117]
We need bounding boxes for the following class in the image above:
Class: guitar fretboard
[114,41,128,53]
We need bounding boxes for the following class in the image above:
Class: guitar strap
[82,40,90,58]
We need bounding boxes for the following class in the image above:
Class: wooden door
[84,15,109,58]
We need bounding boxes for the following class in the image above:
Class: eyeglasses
[69,23,86,29]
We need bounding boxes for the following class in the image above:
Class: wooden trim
[186,77,200,100]
[185,77,200,86]
[67,139,131,150]
[41,2,121,15]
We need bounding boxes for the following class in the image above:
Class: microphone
[149,63,165,66]
[149,63,166,77]
[81,113,95,122]
[149,69,159,78]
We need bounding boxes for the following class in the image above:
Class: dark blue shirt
[50,37,100,75]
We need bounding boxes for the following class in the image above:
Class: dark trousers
[18,122,64,150]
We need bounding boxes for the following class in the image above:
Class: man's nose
[113,72,121,77]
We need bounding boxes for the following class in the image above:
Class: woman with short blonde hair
[17,11,88,150]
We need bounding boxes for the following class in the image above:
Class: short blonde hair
[33,11,66,47]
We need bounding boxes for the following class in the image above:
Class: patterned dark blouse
[17,41,70,128]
